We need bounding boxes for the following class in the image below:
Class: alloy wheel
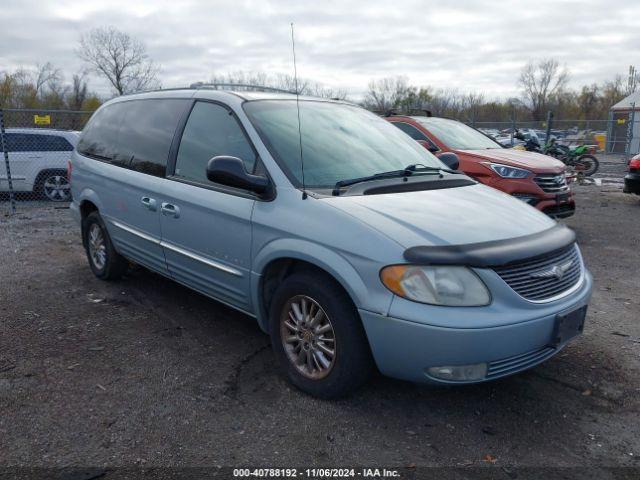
[43,174,71,201]
[280,295,336,379]
[88,223,107,270]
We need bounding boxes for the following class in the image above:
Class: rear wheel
[35,170,71,202]
[269,271,373,399]
[574,155,599,176]
[82,211,128,280]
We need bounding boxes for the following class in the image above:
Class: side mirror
[437,152,460,171]
[206,156,270,196]
[416,139,439,153]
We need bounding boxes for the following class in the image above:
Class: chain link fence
[1,108,92,216]
[1,107,638,217]
[470,115,639,160]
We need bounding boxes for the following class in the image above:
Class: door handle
[141,196,157,211]
[161,202,180,218]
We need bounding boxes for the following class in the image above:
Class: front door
[160,101,258,313]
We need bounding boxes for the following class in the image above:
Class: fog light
[427,363,488,381]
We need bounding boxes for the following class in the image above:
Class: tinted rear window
[3,133,74,152]
[77,99,188,176]
[118,99,189,177]
[77,103,127,161]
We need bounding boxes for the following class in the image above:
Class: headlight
[380,265,491,306]
[488,163,531,179]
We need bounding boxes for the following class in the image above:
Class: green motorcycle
[543,139,599,176]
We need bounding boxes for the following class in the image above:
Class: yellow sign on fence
[617,118,626,125]
[34,114,51,125]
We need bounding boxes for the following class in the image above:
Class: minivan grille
[492,244,582,301]
[534,174,569,193]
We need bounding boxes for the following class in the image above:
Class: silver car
[70,89,592,398]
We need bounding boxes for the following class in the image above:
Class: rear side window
[3,133,28,152]
[117,99,189,177]
[1,133,72,152]
[77,103,127,161]
[174,102,257,185]
[41,135,74,151]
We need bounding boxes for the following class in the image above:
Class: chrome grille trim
[534,174,570,193]
[492,244,584,302]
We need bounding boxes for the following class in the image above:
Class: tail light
[67,160,73,183]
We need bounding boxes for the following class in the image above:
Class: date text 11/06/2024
[232,468,401,478]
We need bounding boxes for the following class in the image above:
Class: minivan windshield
[415,117,503,150]
[243,100,445,189]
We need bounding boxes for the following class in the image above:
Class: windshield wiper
[332,164,459,196]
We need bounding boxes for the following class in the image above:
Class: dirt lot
[1,163,639,475]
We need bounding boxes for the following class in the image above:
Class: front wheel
[574,155,599,176]
[269,271,373,399]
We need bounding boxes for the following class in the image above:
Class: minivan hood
[457,148,565,172]
[323,183,555,249]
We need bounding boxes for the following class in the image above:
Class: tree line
[0,26,636,122]
[362,60,636,122]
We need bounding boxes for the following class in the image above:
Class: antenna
[291,23,307,199]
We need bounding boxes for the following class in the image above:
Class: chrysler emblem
[530,260,573,280]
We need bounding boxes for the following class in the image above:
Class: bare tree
[519,58,569,120]
[428,88,463,117]
[462,92,485,122]
[67,72,89,110]
[78,26,160,95]
[204,71,347,99]
[363,76,411,112]
[34,63,62,96]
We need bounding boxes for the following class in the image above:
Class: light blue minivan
[70,89,592,398]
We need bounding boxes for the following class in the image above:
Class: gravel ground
[1,160,639,476]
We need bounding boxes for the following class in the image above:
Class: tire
[269,271,374,399]
[575,155,599,176]
[35,170,71,202]
[82,211,128,280]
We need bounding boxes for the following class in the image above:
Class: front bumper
[538,199,576,218]
[624,172,640,195]
[478,175,576,218]
[359,270,593,384]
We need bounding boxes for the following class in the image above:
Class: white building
[609,91,640,154]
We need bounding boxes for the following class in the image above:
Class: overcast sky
[1,0,638,100]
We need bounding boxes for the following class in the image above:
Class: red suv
[387,116,575,218]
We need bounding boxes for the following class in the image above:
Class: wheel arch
[251,240,371,332]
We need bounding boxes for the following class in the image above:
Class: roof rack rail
[374,107,433,118]
[188,82,294,94]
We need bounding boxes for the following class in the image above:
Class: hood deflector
[403,224,576,268]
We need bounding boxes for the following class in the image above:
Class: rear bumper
[623,172,640,195]
[359,270,592,384]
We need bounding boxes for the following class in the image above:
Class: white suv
[1,128,79,201]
